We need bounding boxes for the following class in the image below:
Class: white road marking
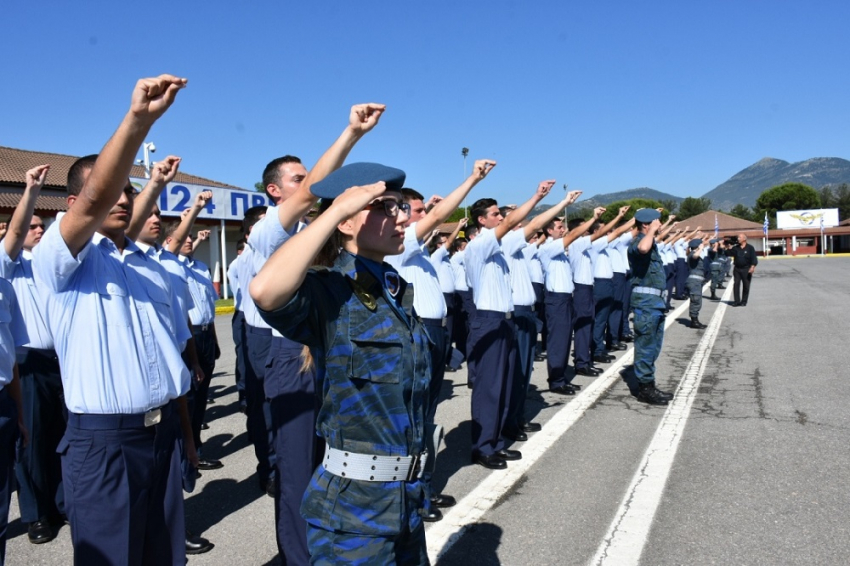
[588,284,732,566]
[427,284,719,562]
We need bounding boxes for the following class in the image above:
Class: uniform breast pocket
[96,273,132,327]
[348,312,405,384]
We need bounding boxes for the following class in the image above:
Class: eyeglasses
[365,200,411,218]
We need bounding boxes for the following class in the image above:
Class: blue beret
[689,238,702,249]
[709,238,718,244]
[310,162,406,199]
[634,208,661,223]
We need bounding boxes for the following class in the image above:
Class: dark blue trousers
[468,311,516,457]
[442,294,455,369]
[232,310,246,403]
[532,282,547,355]
[422,320,449,422]
[188,327,216,452]
[621,270,633,338]
[609,273,626,346]
[505,307,536,433]
[572,283,594,370]
[59,402,184,565]
[664,264,675,308]
[453,290,474,365]
[245,326,275,482]
[0,389,19,566]
[265,336,322,566]
[544,292,573,388]
[674,258,688,298]
[15,349,65,524]
[592,277,614,357]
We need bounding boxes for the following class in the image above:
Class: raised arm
[165,191,212,254]
[494,179,551,241]
[606,209,635,242]
[276,103,386,233]
[192,230,210,253]
[126,156,181,241]
[251,182,388,311]
[638,218,662,254]
[591,206,628,242]
[61,74,187,256]
[522,187,581,239]
[5,164,49,260]
[414,159,497,240]
[563,206,605,248]
[444,217,468,250]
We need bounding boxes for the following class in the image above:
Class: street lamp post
[135,141,156,178]
[563,183,569,220]
[462,147,469,217]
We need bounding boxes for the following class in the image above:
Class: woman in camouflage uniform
[252,163,433,565]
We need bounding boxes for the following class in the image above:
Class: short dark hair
[67,154,99,196]
[465,224,479,239]
[261,155,302,199]
[567,218,584,231]
[162,220,181,241]
[451,237,467,253]
[242,205,268,234]
[470,198,498,229]
[400,188,424,203]
[236,238,246,253]
[543,217,563,233]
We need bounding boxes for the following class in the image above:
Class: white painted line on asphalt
[588,284,732,566]
[427,284,713,563]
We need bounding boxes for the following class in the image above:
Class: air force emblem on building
[789,212,824,226]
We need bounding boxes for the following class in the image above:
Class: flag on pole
[763,213,768,236]
[714,214,719,237]
[820,213,825,235]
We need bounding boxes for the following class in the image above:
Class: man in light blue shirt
[31,74,195,564]
[0,277,29,563]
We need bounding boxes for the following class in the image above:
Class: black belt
[68,400,176,430]
[420,317,447,328]
[546,291,572,297]
[475,309,512,320]
[513,305,534,314]
[192,324,213,332]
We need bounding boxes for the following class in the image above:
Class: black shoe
[741,301,747,306]
[575,366,600,377]
[260,478,276,497]
[503,429,528,442]
[534,354,546,362]
[186,530,214,555]
[207,397,215,404]
[521,421,542,432]
[420,508,443,522]
[654,386,674,400]
[732,302,740,307]
[690,318,707,329]
[620,334,634,343]
[636,382,669,406]
[550,384,576,396]
[444,365,457,373]
[609,342,628,351]
[494,449,522,461]
[201,422,210,430]
[710,293,717,300]
[27,521,55,544]
[472,453,507,470]
[431,493,457,508]
[717,285,725,289]
[197,458,224,470]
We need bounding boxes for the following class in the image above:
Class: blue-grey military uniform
[628,230,667,385]
[259,251,432,565]
[686,239,705,319]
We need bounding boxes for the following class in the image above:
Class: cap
[310,162,406,199]
[634,208,661,223]
[689,238,702,249]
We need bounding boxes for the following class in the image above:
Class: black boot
[690,317,707,329]
[636,382,669,406]
[710,291,717,300]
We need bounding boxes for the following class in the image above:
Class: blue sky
[3,1,849,208]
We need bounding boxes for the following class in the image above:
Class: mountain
[702,157,850,211]
[573,187,684,209]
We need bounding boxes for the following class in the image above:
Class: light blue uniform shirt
[661,243,675,265]
[502,230,535,307]
[385,223,446,319]
[569,236,607,285]
[227,256,242,311]
[429,246,455,295]
[33,224,191,414]
[522,243,544,285]
[450,250,468,292]
[592,243,614,280]
[136,242,193,328]
[180,256,217,326]
[0,247,53,350]
[465,228,513,313]
[0,278,29,387]
[538,238,575,294]
[610,233,633,274]
[674,238,687,259]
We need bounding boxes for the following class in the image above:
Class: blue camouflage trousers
[633,307,665,384]
[306,521,428,565]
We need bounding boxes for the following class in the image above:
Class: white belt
[322,445,427,482]
[633,286,662,296]
[687,274,705,280]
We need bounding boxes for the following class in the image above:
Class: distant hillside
[574,187,684,209]
[703,157,850,211]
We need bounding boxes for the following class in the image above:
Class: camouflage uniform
[628,233,667,384]
[259,251,432,566]
[686,253,705,319]
[708,248,723,294]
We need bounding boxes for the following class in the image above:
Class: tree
[676,197,711,220]
[254,181,264,192]
[755,183,820,228]
[659,199,679,215]
[729,204,754,222]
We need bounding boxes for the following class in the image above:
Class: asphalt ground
[7,256,850,565]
